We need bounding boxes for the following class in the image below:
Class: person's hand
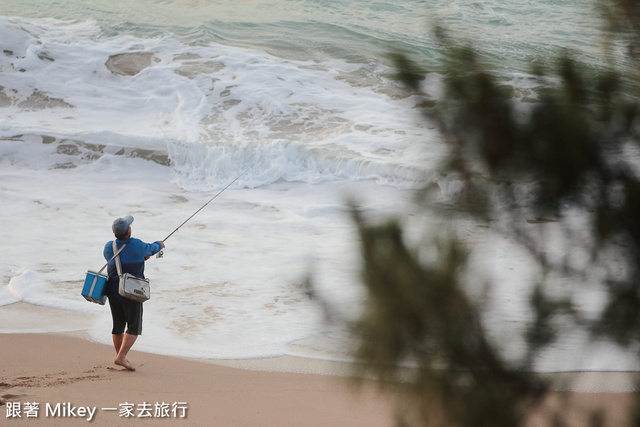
[160,241,165,248]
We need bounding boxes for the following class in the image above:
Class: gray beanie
[112,215,134,239]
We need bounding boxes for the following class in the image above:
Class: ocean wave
[0,131,432,190]
[168,137,430,190]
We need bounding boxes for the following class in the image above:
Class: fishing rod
[156,160,259,258]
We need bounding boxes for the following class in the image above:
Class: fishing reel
[156,250,164,259]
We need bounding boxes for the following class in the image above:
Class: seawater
[1,0,638,371]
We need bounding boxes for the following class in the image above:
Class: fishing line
[156,160,259,258]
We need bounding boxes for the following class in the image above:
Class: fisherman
[103,215,164,371]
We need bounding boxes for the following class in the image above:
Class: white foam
[0,129,410,360]
[0,15,439,190]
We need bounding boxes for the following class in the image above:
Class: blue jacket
[103,237,163,300]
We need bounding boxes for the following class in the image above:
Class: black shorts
[108,296,143,335]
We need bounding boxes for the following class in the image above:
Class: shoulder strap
[96,242,127,275]
[112,241,124,278]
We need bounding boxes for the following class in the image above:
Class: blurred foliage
[350,210,546,426]
[347,1,640,426]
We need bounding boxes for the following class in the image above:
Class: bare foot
[114,357,136,371]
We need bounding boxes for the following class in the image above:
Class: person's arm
[142,240,165,259]
[103,241,114,262]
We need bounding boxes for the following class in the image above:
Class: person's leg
[114,299,142,371]
[112,334,123,355]
[108,297,126,355]
[114,333,138,371]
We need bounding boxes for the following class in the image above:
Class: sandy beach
[0,292,637,427]
[1,331,638,427]
[1,332,399,426]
